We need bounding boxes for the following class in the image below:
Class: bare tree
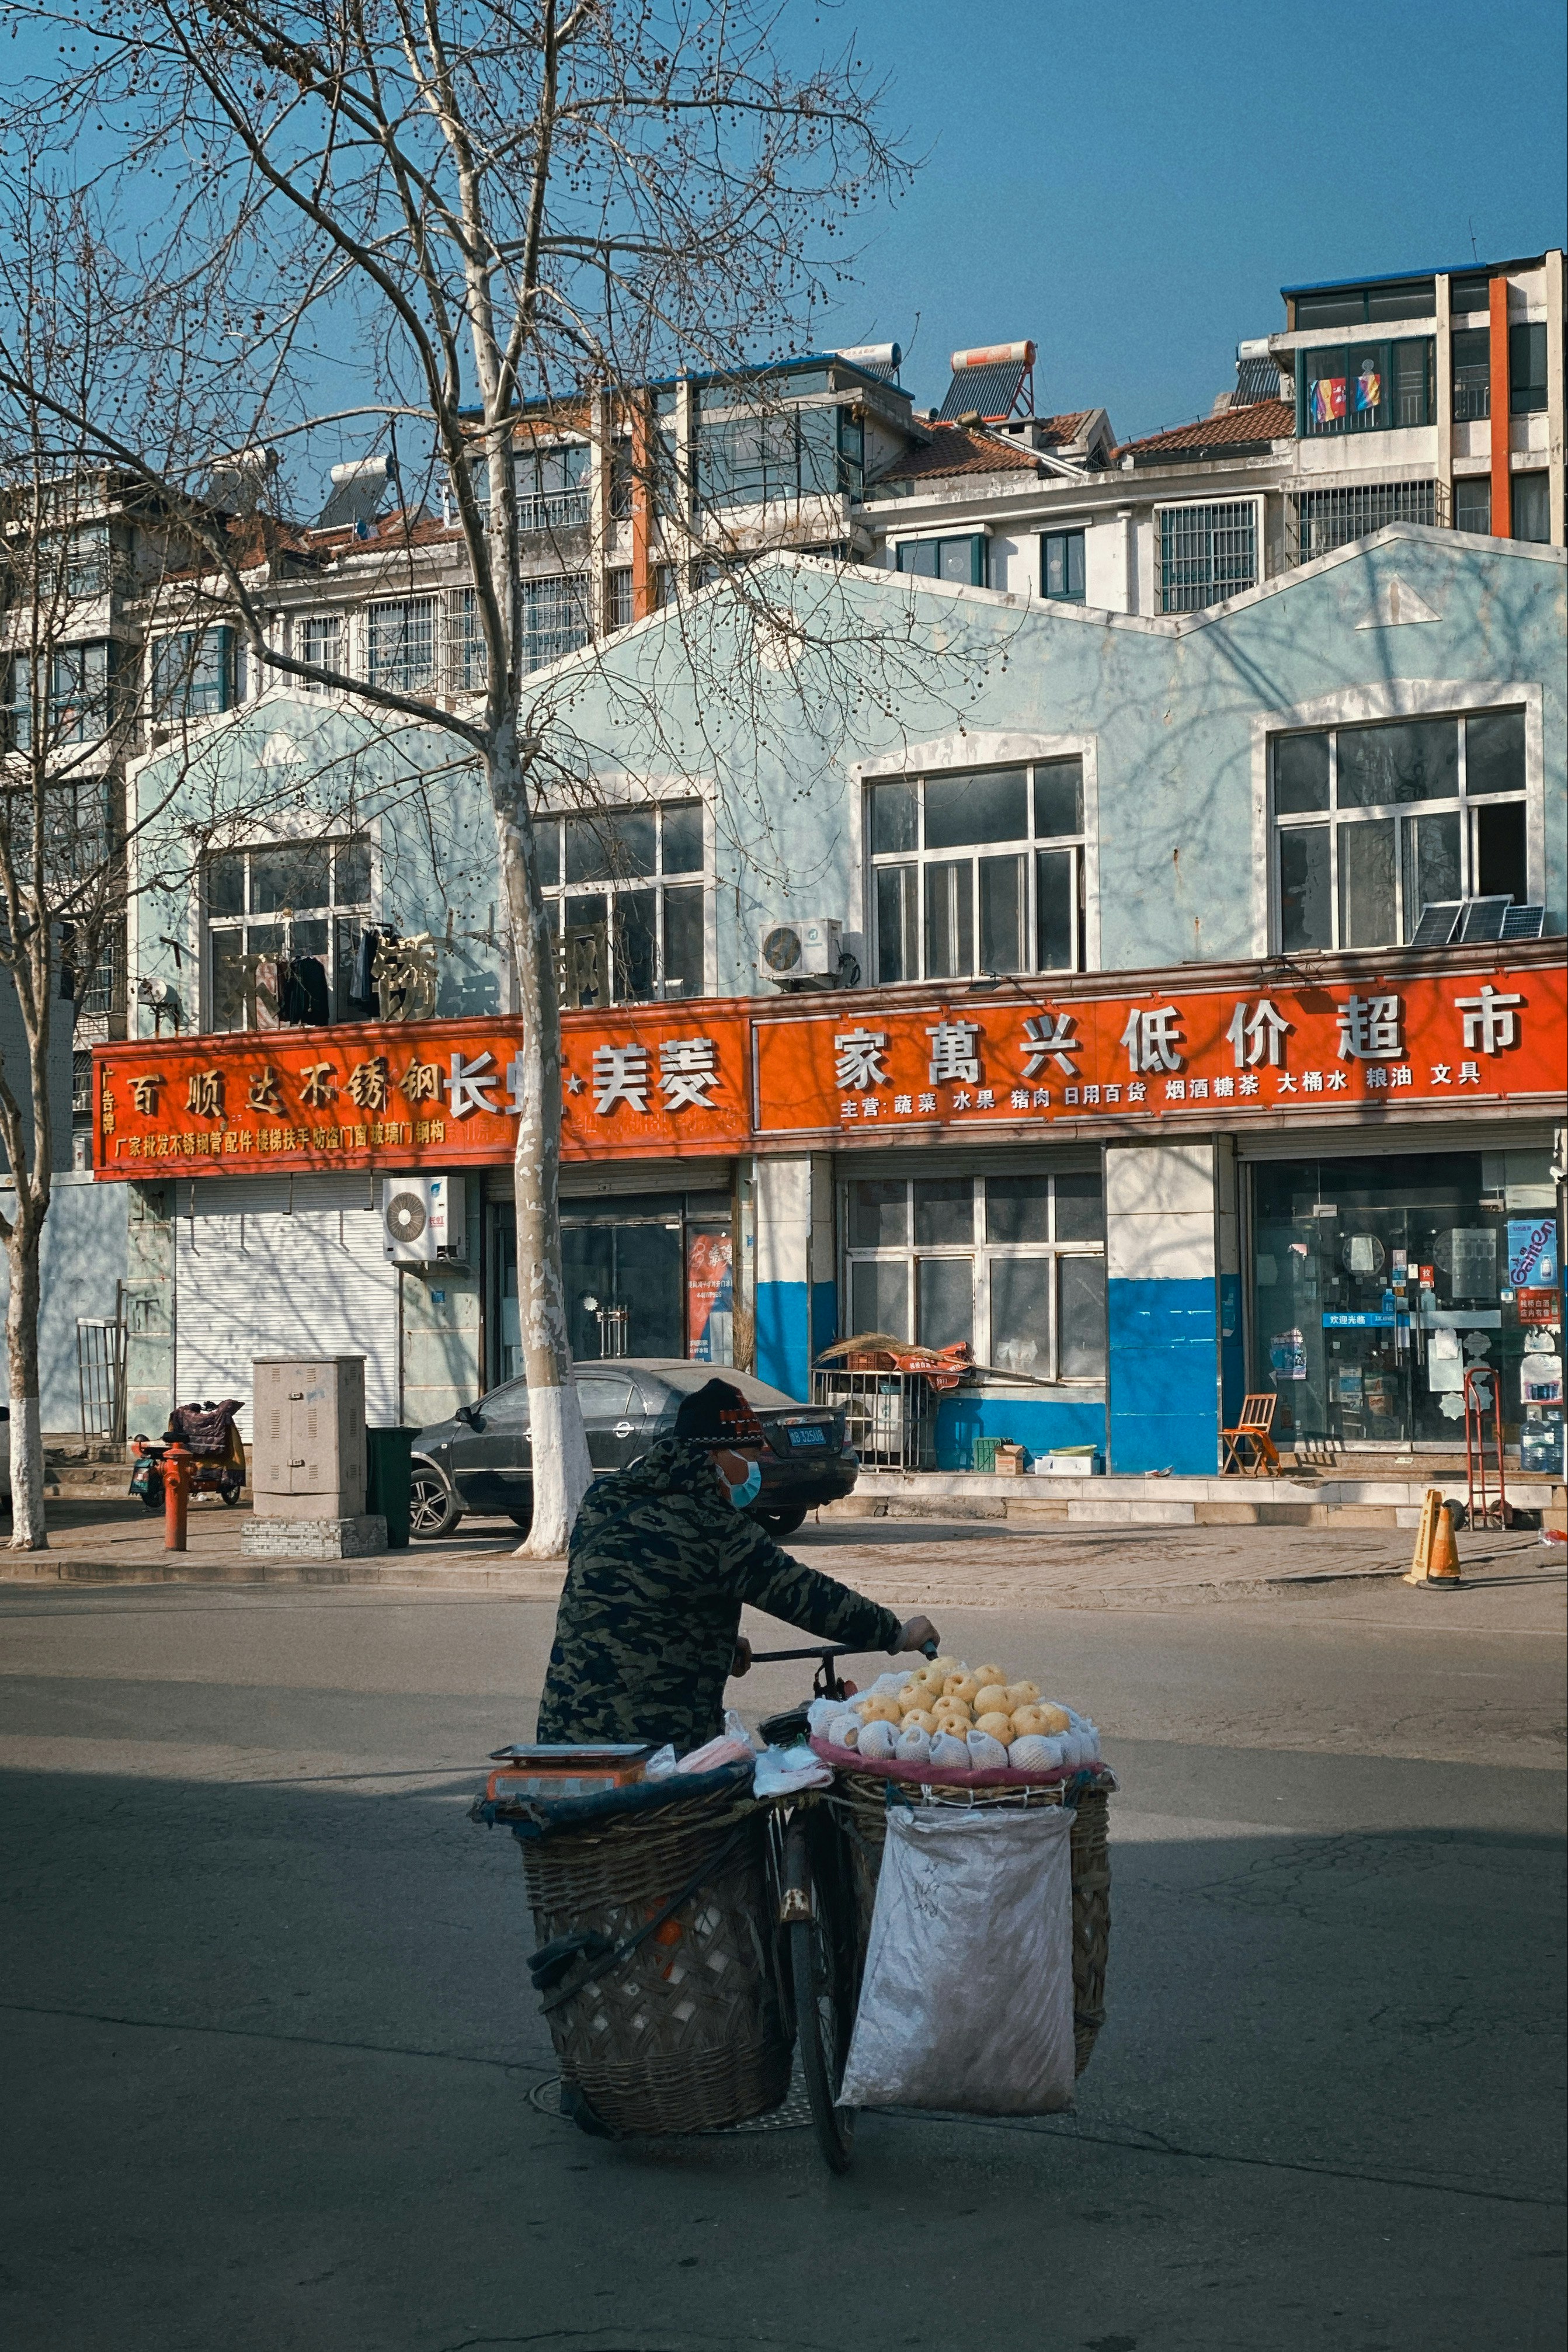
[0,3,980,1552]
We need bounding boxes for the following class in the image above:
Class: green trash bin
[366,1426,417,1549]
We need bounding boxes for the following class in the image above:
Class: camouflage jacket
[534,1437,902,1752]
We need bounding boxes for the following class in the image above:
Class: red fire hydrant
[163,1439,192,1552]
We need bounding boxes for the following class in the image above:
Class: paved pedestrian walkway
[5,1494,1562,1625]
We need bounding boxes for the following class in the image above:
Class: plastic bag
[752,1742,833,1797]
[838,1803,1076,2114]
[643,1744,677,1780]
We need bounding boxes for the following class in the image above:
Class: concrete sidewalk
[5,1493,1562,1618]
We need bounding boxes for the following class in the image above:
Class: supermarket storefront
[93,944,1564,1468]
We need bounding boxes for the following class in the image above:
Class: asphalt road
[2,1573,1563,2352]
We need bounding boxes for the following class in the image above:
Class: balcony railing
[517,489,590,535]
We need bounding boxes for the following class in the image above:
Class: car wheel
[507,1509,532,1530]
[410,1467,463,1540]
[755,1505,808,1538]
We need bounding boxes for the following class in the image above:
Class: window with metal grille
[514,443,590,533]
[446,588,488,690]
[365,597,436,694]
[1158,502,1257,613]
[298,613,343,690]
[1292,481,1437,563]
[1455,478,1491,535]
[607,568,634,630]
[1451,328,1491,422]
[520,574,590,672]
[1271,707,1529,953]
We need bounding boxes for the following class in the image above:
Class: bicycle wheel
[784,1813,856,2173]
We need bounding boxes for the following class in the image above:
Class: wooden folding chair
[1221,1392,1281,1475]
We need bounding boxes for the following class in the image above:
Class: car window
[635,1363,798,1409]
[472,1380,528,1426]
[576,1375,637,1420]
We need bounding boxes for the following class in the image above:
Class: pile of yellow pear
[857,1658,1071,1749]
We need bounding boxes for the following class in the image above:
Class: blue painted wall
[935,1392,1105,1471]
[756,1279,811,1402]
[1107,1278,1219,1474]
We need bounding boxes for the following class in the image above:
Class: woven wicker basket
[515,1778,792,2136]
[830,1772,1111,2078]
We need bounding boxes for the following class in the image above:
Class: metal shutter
[173,1185,400,1432]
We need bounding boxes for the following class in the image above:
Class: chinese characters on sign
[92,964,1562,1181]
[754,964,1562,1139]
[95,1006,750,1179]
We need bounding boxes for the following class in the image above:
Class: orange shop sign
[752,963,1567,1138]
[92,1005,752,1179]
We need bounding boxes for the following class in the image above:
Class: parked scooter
[130,1399,246,1510]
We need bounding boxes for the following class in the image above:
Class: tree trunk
[486,728,592,1557]
[5,1210,48,1550]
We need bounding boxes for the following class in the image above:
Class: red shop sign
[92,1005,752,1180]
[753,963,1567,1138]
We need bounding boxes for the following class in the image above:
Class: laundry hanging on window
[277,955,331,1026]
[349,923,398,1010]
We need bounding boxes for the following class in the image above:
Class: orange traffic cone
[1426,1503,1462,1586]
[1404,1488,1442,1585]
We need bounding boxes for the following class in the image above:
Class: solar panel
[937,360,1030,422]
[1458,897,1513,942]
[1500,904,1546,940]
[1410,902,1461,947]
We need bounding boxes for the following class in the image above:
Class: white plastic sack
[838,1804,1076,2115]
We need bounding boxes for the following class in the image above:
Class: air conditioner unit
[381,1173,466,1264]
[759,915,843,984]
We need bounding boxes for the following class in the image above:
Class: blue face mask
[726,1458,762,1511]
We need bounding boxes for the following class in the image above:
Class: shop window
[867,758,1088,983]
[843,1172,1105,1384]
[1250,1151,1556,1452]
[539,798,707,1003]
[1157,501,1257,613]
[205,835,373,1030]
[1041,530,1086,601]
[492,1188,733,1382]
[1271,707,1528,951]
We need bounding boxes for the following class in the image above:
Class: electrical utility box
[250,1356,368,1518]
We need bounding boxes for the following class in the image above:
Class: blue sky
[812,0,1567,437]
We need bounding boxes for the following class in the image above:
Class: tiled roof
[1115,398,1294,463]
[874,414,1094,487]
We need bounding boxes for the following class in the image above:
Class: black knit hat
[673,1378,766,1447]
